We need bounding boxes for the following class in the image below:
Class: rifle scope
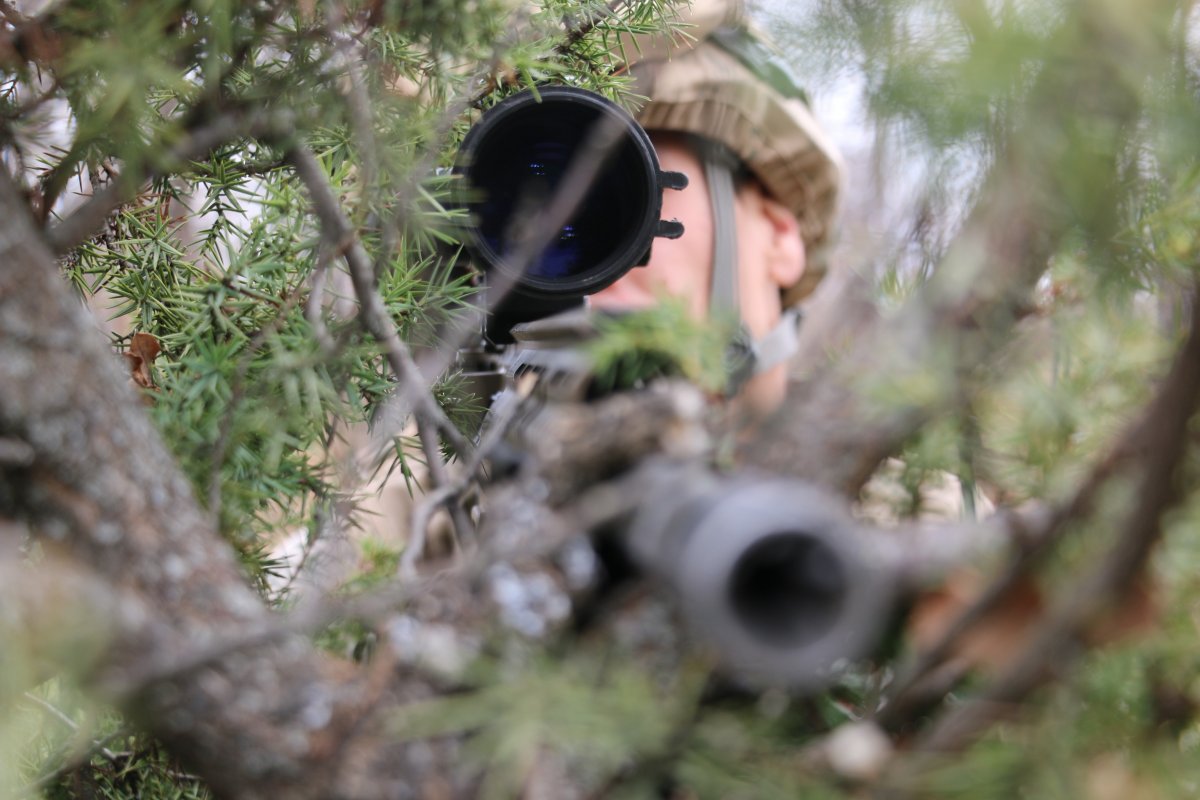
[622,469,893,690]
[456,87,685,304]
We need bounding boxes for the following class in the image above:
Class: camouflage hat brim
[620,17,843,302]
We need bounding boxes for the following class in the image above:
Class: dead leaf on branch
[907,566,1160,677]
[123,332,161,391]
[0,21,65,71]
[907,567,1046,676]
[1083,570,1160,648]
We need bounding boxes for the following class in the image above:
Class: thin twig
[353,0,637,473]
[324,1,391,276]
[561,0,627,50]
[108,563,456,696]
[416,411,474,544]
[285,144,476,554]
[371,107,632,461]
[269,498,340,607]
[355,9,518,304]
[398,374,532,575]
[16,692,135,798]
[399,482,460,579]
[305,246,341,355]
[108,473,589,698]
[321,6,472,552]
[390,110,633,569]
[287,146,471,453]
[17,728,133,799]
[1,76,62,121]
[20,693,119,759]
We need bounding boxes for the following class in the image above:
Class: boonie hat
[616,0,843,303]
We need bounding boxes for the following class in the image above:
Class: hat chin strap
[704,144,741,319]
[703,148,803,394]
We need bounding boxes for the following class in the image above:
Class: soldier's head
[590,0,842,417]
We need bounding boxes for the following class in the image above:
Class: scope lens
[464,96,654,290]
[727,533,847,648]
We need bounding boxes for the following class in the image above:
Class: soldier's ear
[755,191,805,289]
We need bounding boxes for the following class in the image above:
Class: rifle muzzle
[622,467,893,690]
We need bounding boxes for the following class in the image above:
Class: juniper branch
[905,284,1200,756]
[285,143,474,553]
[46,108,272,256]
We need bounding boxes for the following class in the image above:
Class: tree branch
[0,165,464,800]
[875,392,1157,730]
[742,0,1171,497]
[903,282,1200,757]
[285,144,476,545]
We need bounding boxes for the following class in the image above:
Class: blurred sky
[751,0,983,284]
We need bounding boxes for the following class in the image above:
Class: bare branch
[399,372,533,575]
[371,107,632,454]
[305,248,343,355]
[399,482,462,578]
[17,714,133,800]
[286,145,472,454]
[875,410,1154,729]
[342,102,634,563]
[561,0,627,50]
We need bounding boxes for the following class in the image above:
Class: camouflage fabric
[617,0,844,303]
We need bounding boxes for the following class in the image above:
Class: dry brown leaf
[1083,569,1160,646]
[123,332,161,390]
[908,565,1161,677]
[0,22,64,70]
[906,567,1044,675]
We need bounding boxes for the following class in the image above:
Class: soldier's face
[590,133,806,417]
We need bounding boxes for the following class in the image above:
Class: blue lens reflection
[470,107,645,286]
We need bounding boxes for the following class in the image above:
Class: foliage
[3,0,684,796]
[5,0,1200,797]
[390,651,702,799]
[1,673,212,800]
[588,298,737,395]
[34,0,683,558]
[763,0,1200,795]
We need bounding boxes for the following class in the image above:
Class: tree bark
[0,168,460,800]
